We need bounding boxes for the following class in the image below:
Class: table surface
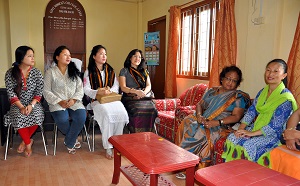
[108,132,200,174]
[195,159,300,186]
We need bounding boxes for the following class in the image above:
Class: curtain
[165,6,180,98]
[287,13,300,106]
[209,0,237,88]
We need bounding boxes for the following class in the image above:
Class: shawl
[129,67,148,89]
[89,63,115,89]
[254,82,298,131]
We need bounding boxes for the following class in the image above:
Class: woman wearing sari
[119,49,157,133]
[175,66,250,179]
[222,59,298,167]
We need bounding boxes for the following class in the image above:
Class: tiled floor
[0,130,202,186]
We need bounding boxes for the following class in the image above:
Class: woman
[43,45,86,154]
[4,46,44,157]
[283,109,300,151]
[175,65,250,179]
[119,49,157,133]
[222,59,298,167]
[83,45,129,159]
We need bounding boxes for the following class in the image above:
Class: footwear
[74,140,81,149]
[24,139,34,158]
[105,148,113,160]
[67,147,76,154]
[17,141,26,153]
[176,172,186,180]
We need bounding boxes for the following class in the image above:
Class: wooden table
[195,159,300,185]
[108,132,200,186]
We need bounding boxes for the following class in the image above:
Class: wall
[0,0,138,87]
[140,0,300,98]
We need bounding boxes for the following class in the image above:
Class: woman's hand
[203,120,219,129]
[197,114,206,124]
[58,100,69,108]
[285,139,299,151]
[283,129,297,140]
[97,87,111,96]
[135,89,146,99]
[20,106,29,115]
[234,129,252,138]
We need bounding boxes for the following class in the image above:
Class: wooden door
[147,16,166,99]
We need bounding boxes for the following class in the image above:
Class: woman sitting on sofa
[175,65,250,179]
[222,59,297,165]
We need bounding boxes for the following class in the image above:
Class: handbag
[280,123,300,150]
[96,92,122,104]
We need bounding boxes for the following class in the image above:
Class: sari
[121,67,158,133]
[175,87,250,165]
[222,82,297,167]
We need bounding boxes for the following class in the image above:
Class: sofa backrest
[179,83,208,106]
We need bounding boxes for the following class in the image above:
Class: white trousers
[91,101,129,149]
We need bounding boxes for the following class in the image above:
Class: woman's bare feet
[24,139,34,158]
[17,141,26,153]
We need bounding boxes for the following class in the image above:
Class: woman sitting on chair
[175,66,250,179]
[43,45,86,154]
[4,45,44,157]
[119,49,157,133]
[83,45,129,159]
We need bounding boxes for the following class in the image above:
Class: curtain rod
[179,0,203,9]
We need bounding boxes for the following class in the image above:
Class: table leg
[150,174,158,186]
[185,166,195,186]
[111,148,121,184]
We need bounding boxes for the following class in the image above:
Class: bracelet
[286,127,296,130]
[218,119,224,126]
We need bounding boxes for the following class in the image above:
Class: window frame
[177,0,219,80]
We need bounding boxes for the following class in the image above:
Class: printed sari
[175,87,250,165]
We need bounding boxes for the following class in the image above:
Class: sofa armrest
[153,98,181,111]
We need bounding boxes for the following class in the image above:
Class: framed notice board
[44,0,86,72]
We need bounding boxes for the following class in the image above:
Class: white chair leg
[53,125,58,156]
[4,124,11,160]
[83,125,91,151]
[92,117,95,152]
[39,125,48,156]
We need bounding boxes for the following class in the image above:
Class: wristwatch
[219,119,224,126]
[30,103,35,108]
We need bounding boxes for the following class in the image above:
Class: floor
[0,129,203,186]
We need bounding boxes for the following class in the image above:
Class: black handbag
[280,123,300,150]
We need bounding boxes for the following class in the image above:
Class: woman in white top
[43,45,86,154]
[83,45,129,159]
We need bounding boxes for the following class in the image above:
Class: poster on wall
[144,31,160,66]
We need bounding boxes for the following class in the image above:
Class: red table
[195,159,300,186]
[108,132,200,186]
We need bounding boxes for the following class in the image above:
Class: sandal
[17,141,26,153]
[24,139,34,158]
[175,172,186,180]
[105,148,113,160]
[74,140,81,149]
[67,147,76,154]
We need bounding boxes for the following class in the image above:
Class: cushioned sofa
[153,83,208,142]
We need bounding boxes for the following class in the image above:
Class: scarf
[129,67,148,89]
[254,82,298,131]
[89,63,115,90]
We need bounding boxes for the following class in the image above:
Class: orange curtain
[165,6,180,98]
[209,0,237,88]
[287,13,300,106]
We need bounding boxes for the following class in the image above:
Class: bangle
[286,127,296,130]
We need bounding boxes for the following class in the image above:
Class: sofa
[153,83,208,142]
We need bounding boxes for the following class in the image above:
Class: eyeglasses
[223,77,238,83]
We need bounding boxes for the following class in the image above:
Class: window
[177,0,219,80]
